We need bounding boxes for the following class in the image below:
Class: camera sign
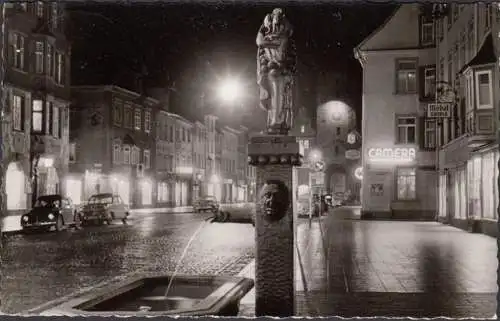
[427,103,451,118]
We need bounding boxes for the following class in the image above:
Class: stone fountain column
[248,136,301,316]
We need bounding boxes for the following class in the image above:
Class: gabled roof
[459,32,496,74]
[355,5,401,52]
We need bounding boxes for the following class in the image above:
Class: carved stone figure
[258,179,290,221]
[256,8,296,135]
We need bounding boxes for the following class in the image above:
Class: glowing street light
[217,78,242,103]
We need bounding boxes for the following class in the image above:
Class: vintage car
[80,193,129,225]
[21,195,79,232]
[193,195,220,213]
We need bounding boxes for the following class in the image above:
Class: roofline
[165,112,193,126]
[354,5,401,54]
[71,85,159,104]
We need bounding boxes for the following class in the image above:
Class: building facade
[192,120,207,201]
[354,4,438,220]
[155,109,176,207]
[172,114,194,206]
[221,126,238,203]
[3,1,71,218]
[69,86,156,207]
[434,4,499,235]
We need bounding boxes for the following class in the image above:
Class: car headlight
[22,216,29,222]
[48,213,55,220]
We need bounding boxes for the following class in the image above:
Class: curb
[237,259,255,316]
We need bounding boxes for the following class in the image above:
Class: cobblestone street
[0,211,255,314]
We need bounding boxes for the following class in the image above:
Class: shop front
[361,146,436,220]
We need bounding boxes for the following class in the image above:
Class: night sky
[67,2,397,131]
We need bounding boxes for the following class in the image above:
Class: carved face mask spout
[259,180,290,222]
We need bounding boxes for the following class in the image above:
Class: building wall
[356,4,438,219]
[3,2,71,218]
[172,115,194,206]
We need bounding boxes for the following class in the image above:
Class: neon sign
[367,147,416,163]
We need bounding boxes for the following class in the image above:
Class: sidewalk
[237,206,497,318]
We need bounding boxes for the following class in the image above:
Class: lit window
[32,99,44,132]
[396,60,417,94]
[397,168,416,200]
[396,116,416,144]
[122,145,131,164]
[69,143,76,162]
[144,110,151,133]
[134,109,141,130]
[475,70,493,109]
[10,32,25,70]
[424,67,436,98]
[424,119,436,149]
[300,125,305,133]
[35,41,44,74]
[131,146,140,165]
[12,94,24,131]
[143,149,150,169]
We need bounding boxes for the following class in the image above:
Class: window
[396,116,416,144]
[485,5,492,30]
[187,130,191,143]
[169,126,174,142]
[134,109,141,130]
[334,145,339,156]
[396,60,417,94]
[113,99,122,126]
[55,52,64,84]
[465,73,474,112]
[396,168,416,200]
[51,3,58,29]
[12,94,24,131]
[447,51,453,84]
[10,32,25,70]
[52,104,59,138]
[113,142,121,164]
[176,128,180,142]
[46,101,52,134]
[424,119,436,149]
[122,145,131,164]
[475,70,493,109]
[424,67,436,98]
[35,41,44,74]
[36,1,44,17]
[46,44,53,77]
[182,128,186,142]
[123,105,132,128]
[32,100,44,132]
[143,149,150,169]
[144,110,151,133]
[69,143,76,163]
[420,17,434,45]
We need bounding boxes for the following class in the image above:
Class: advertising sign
[310,172,325,187]
[345,149,361,160]
[427,103,451,118]
[367,147,416,163]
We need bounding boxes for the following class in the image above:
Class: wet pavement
[295,207,498,318]
[0,211,255,314]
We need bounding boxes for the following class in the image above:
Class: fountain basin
[26,273,254,317]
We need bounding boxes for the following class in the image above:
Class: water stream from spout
[164,218,211,298]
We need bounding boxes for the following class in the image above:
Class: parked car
[194,196,220,213]
[80,193,129,226]
[21,195,79,232]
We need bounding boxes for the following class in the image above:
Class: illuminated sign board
[367,147,416,163]
[354,167,363,180]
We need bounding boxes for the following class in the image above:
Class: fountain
[26,217,254,317]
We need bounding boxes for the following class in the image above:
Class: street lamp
[216,78,243,103]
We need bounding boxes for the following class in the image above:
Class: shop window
[396,116,416,144]
[482,153,495,219]
[396,168,416,200]
[475,70,493,109]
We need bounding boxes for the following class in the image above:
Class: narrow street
[0,211,255,314]
[295,207,497,318]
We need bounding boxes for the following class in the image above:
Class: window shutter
[418,66,426,100]
[419,116,426,149]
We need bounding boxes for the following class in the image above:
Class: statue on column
[256,8,296,135]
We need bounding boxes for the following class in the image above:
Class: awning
[459,32,496,74]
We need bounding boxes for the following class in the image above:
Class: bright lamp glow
[210,174,220,184]
[217,78,242,103]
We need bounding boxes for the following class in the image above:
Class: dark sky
[67,2,396,131]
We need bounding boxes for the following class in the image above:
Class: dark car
[193,196,220,213]
[21,195,79,232]
[80,193,130,225]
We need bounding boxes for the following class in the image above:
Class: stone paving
[239,206,498,318]
[1,212,255,314]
